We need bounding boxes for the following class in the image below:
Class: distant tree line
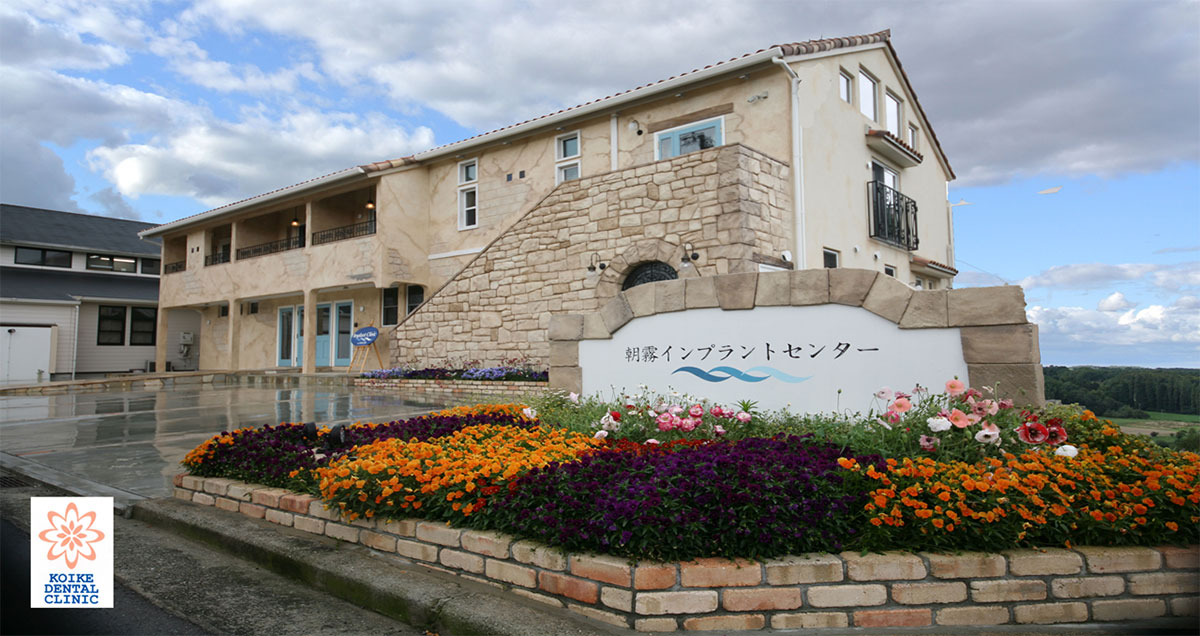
[1043,366,1200,418]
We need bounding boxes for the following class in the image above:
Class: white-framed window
[912,277,925,290]
[858,70,877,121]
[908,124,920,150]
[884,265,897,277]
[839,71,853,103]
[823,248,840,269]
[555,131,581,184]
[457,158,478,230]
[556,162,580,184]
[654,116,723,160]
[886,92,902,136]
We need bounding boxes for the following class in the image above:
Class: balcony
[868,181,919,251]
[163,260,186,274]
[312,219,376,246]
[236,235,305,260]
[205,252,231,266]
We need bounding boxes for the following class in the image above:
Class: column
[154,307,169,373]
[302,289,317,374]
[227,298,241,370]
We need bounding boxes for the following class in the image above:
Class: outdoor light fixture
[628,119,643,135]
[681,242,700,263]
[587,253,606,272]
[365,200,375,210]
[290,217,300,227]
[302,422,318,442]
[324,423,347,450]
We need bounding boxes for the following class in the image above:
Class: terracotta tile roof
[866,129,925,161]
[911,254,959,276]
[775,30,892,55]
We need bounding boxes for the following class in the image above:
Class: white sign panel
[30,497,113,608]
[579,305,969,414]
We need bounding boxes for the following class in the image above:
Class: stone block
[461,530,512,558]
[936,606,1010,626]
[566,603,628,628]
[549,366,582,393]
[378,518,418,537]
[807,584,887,607]
[1005,548,1083,576]
[1092,598,1166,621]
[225,484,256,502]
[173,474,185,488]
[714,272,757,309]
[601,586,633,611]
[722,587,803,611]
[279,494,316,514]
[892,581,967,604]
[967,363,1045,407]
[292,516,324,535]
[485,559,537,588]
[681,614,765,631]
[1127,572,1199,595]
[765,553,843,585]
[853,608,931,628]
[1013,602,1087,624]
[512,540,567,571]
[899,290,948,328]
[970,579,1046,603]
[237,501,265,518]
[548,341,579,367]
[173,488,193,501]
[250,487,290,508]
[511,588,563,608]
[1050,576,1124,598]
[181,475,204,491]
[771,612,849,629]
[948,285,1027,326]
[680,557,761,587]
[395,539,438,562]
[214,497,240,513]
[582,314,611,339]
[635,618,678,632]
[599,295,634,333]
[790,269,829,305]
[654,280,686,314]
[539,571,599,604]
[1159,545,1200,569]
[861,274,913,323]
[961,324,1041,364]
[624,283,657,317]
[635,591,718,615]
[570,554,631,587]
[360,530,397,553]
[264,509,293,527]
[684,277,719,309]
[548,314,584,341]
[1075,546,1162,573]
[829,269,876,306]
[439,549,485,574]
[843,551,926,581]
[634,564,678,590]
[924,551,1006,579]
[754,271,791,306]
[1171,596,1199,616]
[202,477,234,496]
[415,521,461,547]
[324,523,359,543]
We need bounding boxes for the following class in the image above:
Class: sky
[1,0,1197,368]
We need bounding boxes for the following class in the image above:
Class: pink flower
[656,412,673,426]
[714,425,726,436]
[1046,419,1068,445]
[975,423,1001,445]
[593,430,609,439]
[567,392,579,403]
[874,387,895,402]
[709,406,723,417]
[680,418,697,432]
[645,439,660,445]
[883,410,901,424]
[735,411,752,423]
[669,405,684,415]
[890,397,912,414]
[967,413,981,425]
[874,418,893,431]
[688,404,704,418]
[998,398,1014,410]
[965,388,983,400]
[919,435,940,451]
[948,409,970,428]
[945,379,966,396]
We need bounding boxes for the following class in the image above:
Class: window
[556,131,581,184]
[908,124,919,150]
[141,258,161,274]
[219,304,229,317]
[839,71,853,103]
[556,162,580,184]
[87,254,137,273]
[886,93,902,136]
[382,287,399,325]
[130,307,156,346]
[241,301,259,315]
[912,277,925,290]
[458,159,478,229]
[655,116,723,160]
[15,247,71,268]
[823,249,840,269]
[884,265,897,277]
[406,285,424,315]
[556,132,580,161]
[97,306,126,346]
[858,71,877,121]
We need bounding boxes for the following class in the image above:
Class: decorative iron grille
[204,252,231,266]
[236,235,305,260]
[867,181,919,251]
[312,219,376,246]
[163,261,186,274]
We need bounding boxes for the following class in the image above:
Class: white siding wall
[76,302,158,373]
[0,301,78,377]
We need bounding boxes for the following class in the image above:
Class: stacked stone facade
[390,144,791,368]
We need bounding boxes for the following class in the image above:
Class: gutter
[772,56,806,269]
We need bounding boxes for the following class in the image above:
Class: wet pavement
[0,384,442,500]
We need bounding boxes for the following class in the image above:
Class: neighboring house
[0,204,201,382]
[141,29,958,374]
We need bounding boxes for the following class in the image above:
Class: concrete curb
[130,498,625,636]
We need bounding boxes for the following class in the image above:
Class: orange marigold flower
[1166,521,1179,531]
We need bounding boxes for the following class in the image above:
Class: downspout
[610,113,619,171]
[772,56,806,269]
[71,302,79,380]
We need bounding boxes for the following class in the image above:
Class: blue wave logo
[671,366,812,384]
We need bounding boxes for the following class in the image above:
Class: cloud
[1018,262,1200,292]
[0,131,83,212]
[0,7,130,70]
[88,187,141,220]
[1029,296,1200,366]
[1154,246,1200,255]
[1097,292,1134,312]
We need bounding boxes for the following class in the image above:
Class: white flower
[874,387,895,402]
[567,392,579,404]
[600,413,621,431]
[927,417,952,433]
[975,429,1001,445]
[874,418,893,431]
[593,430,608,440]
[522,407,537,420]
[1055,444,1078,458]
[646,438,660,445]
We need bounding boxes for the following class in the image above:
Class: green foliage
[1044,366,1200,417]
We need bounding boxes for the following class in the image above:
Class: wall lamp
[365,199,375,210]
[290,216,300,227]
[628,119,643,135]
[681,242,700,263]
[587,253,607,272]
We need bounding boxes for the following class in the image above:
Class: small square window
[839,71,853,103]
[459,159,477,184]
[884,265,896,277]
[823,249,840,269]
[141,258,160,274]
[557,132,580,160]
[556,162,580,184]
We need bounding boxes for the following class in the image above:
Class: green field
[1105,411,1199,436]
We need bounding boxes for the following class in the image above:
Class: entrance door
[334,301,353,367]
[277,307,294,367]
[314,303,331,367]
[295,306,304,366]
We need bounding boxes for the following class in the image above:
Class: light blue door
[295,306,304,366]
[315,303,331,367]
[277,307,294,367]
[334,301,353,367]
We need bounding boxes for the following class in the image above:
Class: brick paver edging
[352,378,549,401]
[175,474,1198,632]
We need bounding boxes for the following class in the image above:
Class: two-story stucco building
[141,29,958,374]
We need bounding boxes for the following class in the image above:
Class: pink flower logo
[37,502,104,569]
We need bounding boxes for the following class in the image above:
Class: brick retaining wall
[352,378,549,402]
[174,474,1198,632]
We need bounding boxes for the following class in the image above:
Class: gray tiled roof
[0,204,162,256]
[0,266,159,303]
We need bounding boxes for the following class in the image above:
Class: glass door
[277,307,293,367]
[314,303,331,367]
[334,301,353,367]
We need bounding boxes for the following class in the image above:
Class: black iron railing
[312,219,376,246]
[205,252,231,266]
[236,235,305,260]
[868,181,919,251]
[163,260,186,274]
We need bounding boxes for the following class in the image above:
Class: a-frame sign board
[350,323,386,373]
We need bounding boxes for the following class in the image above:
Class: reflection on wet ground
[0,385,442,499]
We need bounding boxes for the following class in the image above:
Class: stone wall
[549,269,1046,407]
[390,144,791,369]
[352,378,548,402]
[174,475,1198,632]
